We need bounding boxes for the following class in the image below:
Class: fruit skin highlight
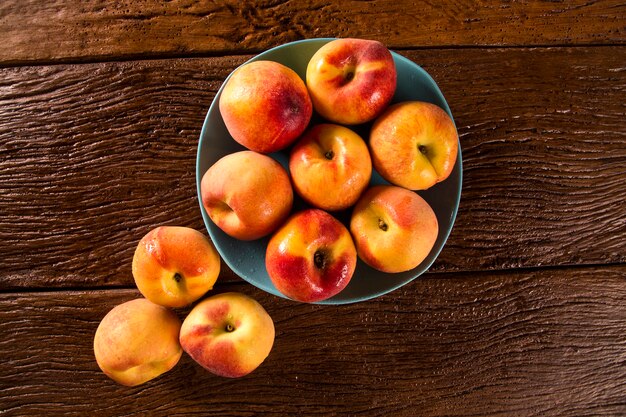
[93,298,183,386]
[179,292,275,378]
[219,60,313,154]
[306,38,397,125]
[266,209,357,303]
[350,185,439,273]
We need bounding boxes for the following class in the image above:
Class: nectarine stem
[225,324,235,332]
[324,150,334,160]
[378,219,388,231]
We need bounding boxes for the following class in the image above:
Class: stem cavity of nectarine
[218,200,233,213]
[174,273,182,283]
[378,218,389,232]
[313,249,328,270]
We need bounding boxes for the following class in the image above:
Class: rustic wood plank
[0,266,624,416]
[1,47,624,289]
[0,0,625,65]
[403,47,626,273]
[0,57,243,289]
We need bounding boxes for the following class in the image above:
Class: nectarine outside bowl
[196,38,462,305]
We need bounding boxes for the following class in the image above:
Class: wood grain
[403,47,626,273]
[0,0,625,65]
[1,47,624,289]
[0,57,241,289]
[0,266,624,416]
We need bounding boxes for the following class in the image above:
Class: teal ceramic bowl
[196,38,462,305]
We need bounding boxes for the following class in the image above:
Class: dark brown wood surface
[1,266,625,416]
[1,1,625,65]
[1,1,625,416]
[1,47,624,290]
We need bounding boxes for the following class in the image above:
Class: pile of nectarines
[93,38,459,387]
[94,226,275,385]
[202,38,459,303]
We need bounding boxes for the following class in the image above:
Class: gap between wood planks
[0,43,624,69]
[2,261,624,295]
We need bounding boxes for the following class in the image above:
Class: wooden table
[1,2,625,416]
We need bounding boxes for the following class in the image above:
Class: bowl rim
[196,37,463,305]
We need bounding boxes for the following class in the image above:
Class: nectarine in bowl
[196,38,462,305]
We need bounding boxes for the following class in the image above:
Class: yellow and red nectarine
[132,226,220,308]
[94,298,182,386]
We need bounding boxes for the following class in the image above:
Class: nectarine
[94,298,182,386]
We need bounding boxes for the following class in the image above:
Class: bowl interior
[196,38,462,305]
